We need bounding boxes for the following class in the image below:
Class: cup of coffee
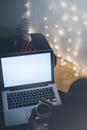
[36,102,51,119]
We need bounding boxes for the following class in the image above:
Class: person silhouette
[28,78,87,130]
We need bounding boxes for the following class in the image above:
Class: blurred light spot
[68,28,72,32]
[62,13,69,21]
[84,21,87,26]
[72,15,79,22]
[24,2,30,8]
[48,6,52,10]
[73,51,78,56]
[54,24,59,28]
[68,38,72,43]
[53,39,57,43]
[28,27,36,34]
[46,33,50,37]
[71,5,77,12]
[75,73,79,77]
[60,1,67,8]
[58,29,64,36]
[77,31,81,35]
[55,44,60,49]
[45,25,48,29]
[44,17,48,21]
[67,48,71,52]
[26,11,31,17]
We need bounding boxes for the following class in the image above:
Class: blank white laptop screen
[1,53,52,88]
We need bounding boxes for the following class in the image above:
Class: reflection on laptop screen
[1,52,52,88]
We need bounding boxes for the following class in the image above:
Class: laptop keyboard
[7,87,56,109]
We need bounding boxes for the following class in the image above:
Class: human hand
[28,101,53,130]
[28,107,42,130]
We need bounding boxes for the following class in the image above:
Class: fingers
[29,107,37,122]
[29,107,42,130]
[29,100,53,123]
[41,100,53,106]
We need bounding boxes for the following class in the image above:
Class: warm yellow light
[73,66,77,71]
[61,59,64,62]
[28,27,36,34]
[75,73,79,77]
[60,58,67,66]
[73,61,79,66]
[67,56,72,62]
[57,54,61,57]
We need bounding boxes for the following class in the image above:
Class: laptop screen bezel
[0,49,55,91]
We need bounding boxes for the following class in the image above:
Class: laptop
[0,49,61,127]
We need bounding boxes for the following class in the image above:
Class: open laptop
[0,49,61,127]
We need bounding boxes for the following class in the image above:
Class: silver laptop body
[0,49,61,127]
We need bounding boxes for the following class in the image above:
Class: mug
[36,102,51,119]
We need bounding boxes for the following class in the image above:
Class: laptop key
[7,87,56,109]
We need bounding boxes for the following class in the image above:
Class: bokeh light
[23,0,87,92]
[24,0,87,67]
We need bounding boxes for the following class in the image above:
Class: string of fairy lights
[24,0,87,77]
